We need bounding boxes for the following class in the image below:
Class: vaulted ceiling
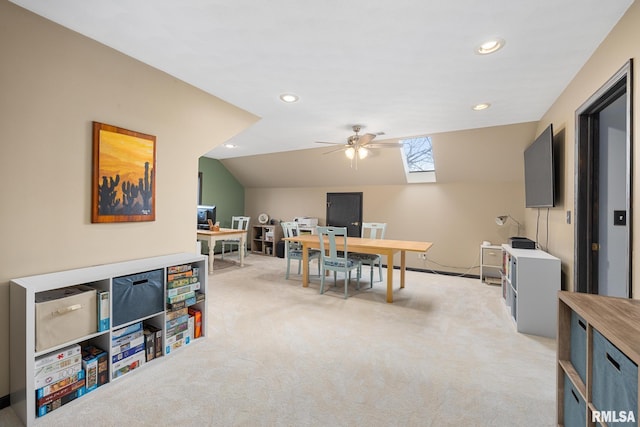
[9,0,634,161]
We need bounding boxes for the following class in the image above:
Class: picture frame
[91,122,156,223]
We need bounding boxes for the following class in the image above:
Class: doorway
[574,60,633,297]
[326,192,363,237]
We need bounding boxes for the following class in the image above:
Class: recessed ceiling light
[472,103,491,111]
[475,38,505,55]
[279,93,299,103]
[224,143,236,148]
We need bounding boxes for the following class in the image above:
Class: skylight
[400,136,436,183]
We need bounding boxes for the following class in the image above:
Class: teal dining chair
[317,226,362,299]
[350,222,387,285]
[281,221,321,279]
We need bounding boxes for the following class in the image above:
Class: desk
[197,228,247,273]
[283,234,433,303]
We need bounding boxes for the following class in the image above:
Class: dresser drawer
[481,247,502,267]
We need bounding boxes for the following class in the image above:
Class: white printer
[293,217,318,234]
[293,217,318,227]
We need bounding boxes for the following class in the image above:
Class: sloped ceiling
[221,122,539,188]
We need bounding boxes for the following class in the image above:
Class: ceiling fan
[315,125,393,167]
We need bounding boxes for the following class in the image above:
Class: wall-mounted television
[524,124,555,208]
[197,205,216,230]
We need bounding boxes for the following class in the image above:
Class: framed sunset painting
[91,122,156,223]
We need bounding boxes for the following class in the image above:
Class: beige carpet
[212,258,248,271]
[0,255,557,426]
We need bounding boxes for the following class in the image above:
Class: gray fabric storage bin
[592,328,638,424]
[570,311,587,384]
[112,269,164,326]
[563,373,586,427]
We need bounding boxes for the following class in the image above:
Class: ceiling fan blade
[366,143,403,148]
[315,141,342,145]
[358,133,377,147]
[323,146,346,154]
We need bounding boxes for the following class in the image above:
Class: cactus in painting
[139,161,154,215]
[121,180,140,214]
[98,174,121,214]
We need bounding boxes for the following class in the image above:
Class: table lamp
[495,214,521,237]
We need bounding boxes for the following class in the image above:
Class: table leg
[400,251,406,288]
[239,233,245,267]
[208,237,215,274]
[386,252,394,303]
[302,244,309,287]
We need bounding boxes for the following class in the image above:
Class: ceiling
[11,0,634,159]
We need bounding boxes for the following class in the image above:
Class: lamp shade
[495,215,508,226]
[495,214,521,236]
[345,147,355,159]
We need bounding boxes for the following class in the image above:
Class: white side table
[480,244,502,285]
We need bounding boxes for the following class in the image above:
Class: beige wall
[241,122,538,273]
[529,0,640,294]
[0,2,257,397]
[246,182,526,272]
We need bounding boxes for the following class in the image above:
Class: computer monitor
[197,205,216,230]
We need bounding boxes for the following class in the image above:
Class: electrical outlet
[418,253,427,260]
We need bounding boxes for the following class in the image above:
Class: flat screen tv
[197,205,216,229]
[524,124,555,208]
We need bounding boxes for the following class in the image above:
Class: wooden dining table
[283,234,433,303]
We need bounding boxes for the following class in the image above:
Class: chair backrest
[317,226,348,264]
[231,216,251,231]
[281,221,301,251]
[361,222,387,239]
[281,221,300,239]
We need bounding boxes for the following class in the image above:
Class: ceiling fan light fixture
[345,147,356,159]
[279,93,299,103]
[475,38,505,55]
[358,147,369,159]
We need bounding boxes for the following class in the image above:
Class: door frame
[574,59,633,296]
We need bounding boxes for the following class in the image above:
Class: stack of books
[35,344,86,417]
[166,264,201,310]
[165,306,191,354]
[143,323,163,362]
[165,263,203,353]
[111,322,145,379]
[81,345,108,393]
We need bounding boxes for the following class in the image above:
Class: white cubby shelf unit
[9,252,207,426]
